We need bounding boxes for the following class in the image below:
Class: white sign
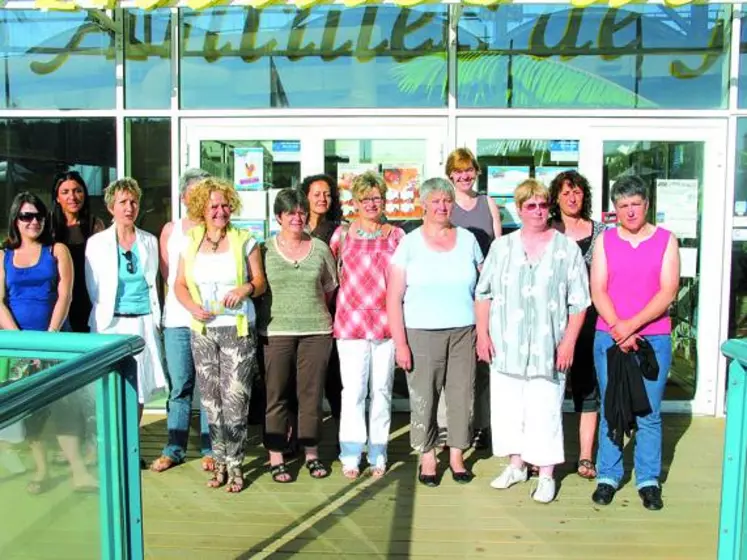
[487,166,530,197]
[234,147,266,191]
[655,179,698,239]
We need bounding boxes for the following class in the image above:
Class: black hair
[273,188,311,217]
[50,171,97,242]
[5,192,53,249]
[300,173,342,222]
[548,170,592,222]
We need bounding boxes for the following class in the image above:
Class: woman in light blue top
[387,177,483,488]
[85,178,166,441]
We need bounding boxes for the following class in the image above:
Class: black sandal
[305,458,330,479]
[226,467,245,493]
[577,459,597,480]
[270,463,293,484]
[207,463,227,488]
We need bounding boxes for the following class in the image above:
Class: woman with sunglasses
[50,171,105,334]
[475,179,590,504]
[329,172,404,479]
[446,148,502,450]
[85,178,166,441]
[0,192,97,493]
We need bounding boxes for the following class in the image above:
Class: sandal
[305,458,330,479]
[207,463,227,488]
[342,466,359,480]
[270,463,293,484]
[201,456,216,472]
[150,455,177,473]
[226,467,244,493]
[577,459,597,480]
[26,477,49,495]
[370,466,386,479]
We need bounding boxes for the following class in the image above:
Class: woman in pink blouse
[329,171,405,479]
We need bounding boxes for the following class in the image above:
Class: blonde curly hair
[184,177,242,223]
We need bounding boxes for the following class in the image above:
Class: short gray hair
[611,175,649,205]
[420,177,455,205]
[179,168,210,197]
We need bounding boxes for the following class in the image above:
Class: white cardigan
[84,224,161,332]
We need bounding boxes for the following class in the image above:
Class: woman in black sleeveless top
[50,171,105,333]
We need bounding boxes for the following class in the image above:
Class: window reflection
[125,9,171,110]
[457,5,729,109]
[0,10,115,109]
[0,118,115,238]
[179,6,447,109]
[125,118,171,236]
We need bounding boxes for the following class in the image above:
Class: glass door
[182,117,448,410]
[458,118,728,415]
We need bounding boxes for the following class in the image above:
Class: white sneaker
[490,465,528,489]
[532,475,556,504]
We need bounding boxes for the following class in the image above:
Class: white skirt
[102,315,166,404]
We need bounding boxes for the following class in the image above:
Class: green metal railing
[0,331,145,560]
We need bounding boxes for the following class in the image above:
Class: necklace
[356,222,383,240]
[277,235,304,268]
[205,230,225,253]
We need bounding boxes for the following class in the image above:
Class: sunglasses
[359,197,384,206]
[122,250,136,274]
[523,202,550,212]
[17,212,45,223]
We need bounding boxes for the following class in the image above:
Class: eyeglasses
[523,202,550,212]
[17,212,45,223]
[359,197,383,206]
[122,250,136,274]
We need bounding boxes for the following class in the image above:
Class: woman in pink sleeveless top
[589,175,680,512]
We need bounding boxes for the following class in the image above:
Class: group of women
[2,148,678,508]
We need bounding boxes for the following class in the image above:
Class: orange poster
[383,165,422,220]
[338,163,379,220]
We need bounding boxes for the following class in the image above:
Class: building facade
[1,0,744,416]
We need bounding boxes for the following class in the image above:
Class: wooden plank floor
[140,413,724,559]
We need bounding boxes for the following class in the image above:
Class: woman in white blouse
[475,179,590,503]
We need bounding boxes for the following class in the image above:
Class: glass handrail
[0,332,146,560]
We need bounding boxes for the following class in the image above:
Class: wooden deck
[138,413,724,559]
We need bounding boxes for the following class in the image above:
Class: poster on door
[337,163,379,220]
[487,166,530,197]
[233,147,266,191]
[655,179,698,239]
[383,165,422,220]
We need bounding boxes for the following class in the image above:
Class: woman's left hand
[222,286,250,309]
[611,319,637,345]
[555,338,575,372]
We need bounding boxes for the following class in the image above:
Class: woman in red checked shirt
[329,171,405,480]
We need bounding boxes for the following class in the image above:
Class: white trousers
[337,339,395,469]
[491,373,566,467]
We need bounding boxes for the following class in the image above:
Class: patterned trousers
[192,326,256,470]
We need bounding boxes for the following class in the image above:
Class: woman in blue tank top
[0,192,97,494]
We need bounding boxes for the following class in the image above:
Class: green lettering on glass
[597,9,640,62]
[355,6,389,62]
[125,13,170,61]
[287,10,317,61]
[390,9,443,61]
[28,11,115,75]
[670,20,725,79]
[238,9,277,63]
[320,9,353,61]
[528,9,591,60]
[203,11,233,63]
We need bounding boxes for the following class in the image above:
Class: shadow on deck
[137,412,720,559]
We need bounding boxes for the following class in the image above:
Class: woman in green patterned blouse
[257,188,338,483]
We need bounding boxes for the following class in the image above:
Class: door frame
[457,117,729,415]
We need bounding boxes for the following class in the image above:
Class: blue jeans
[594,331,671,490]
[162,327,211,462]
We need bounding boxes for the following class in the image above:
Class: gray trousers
[438,360,490,431]
[406,326,476,453]
[192,326,256,470]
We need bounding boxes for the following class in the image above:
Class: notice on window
[234,147,267,191]
[655,179,698,239]
[487,166,530,197]
[337,163,379,220]
[233,219,266,242]
[534,166,574,188]
[383,165,422,220]
[493,196,521,228]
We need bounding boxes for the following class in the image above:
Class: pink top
[596,226,672,336]
[329,225,405,340]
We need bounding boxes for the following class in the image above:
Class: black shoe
[638,486,664,511]
[418,467,439,488]
[450,467,474,484]
[473,429,490,451]
[592,483,616,506]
